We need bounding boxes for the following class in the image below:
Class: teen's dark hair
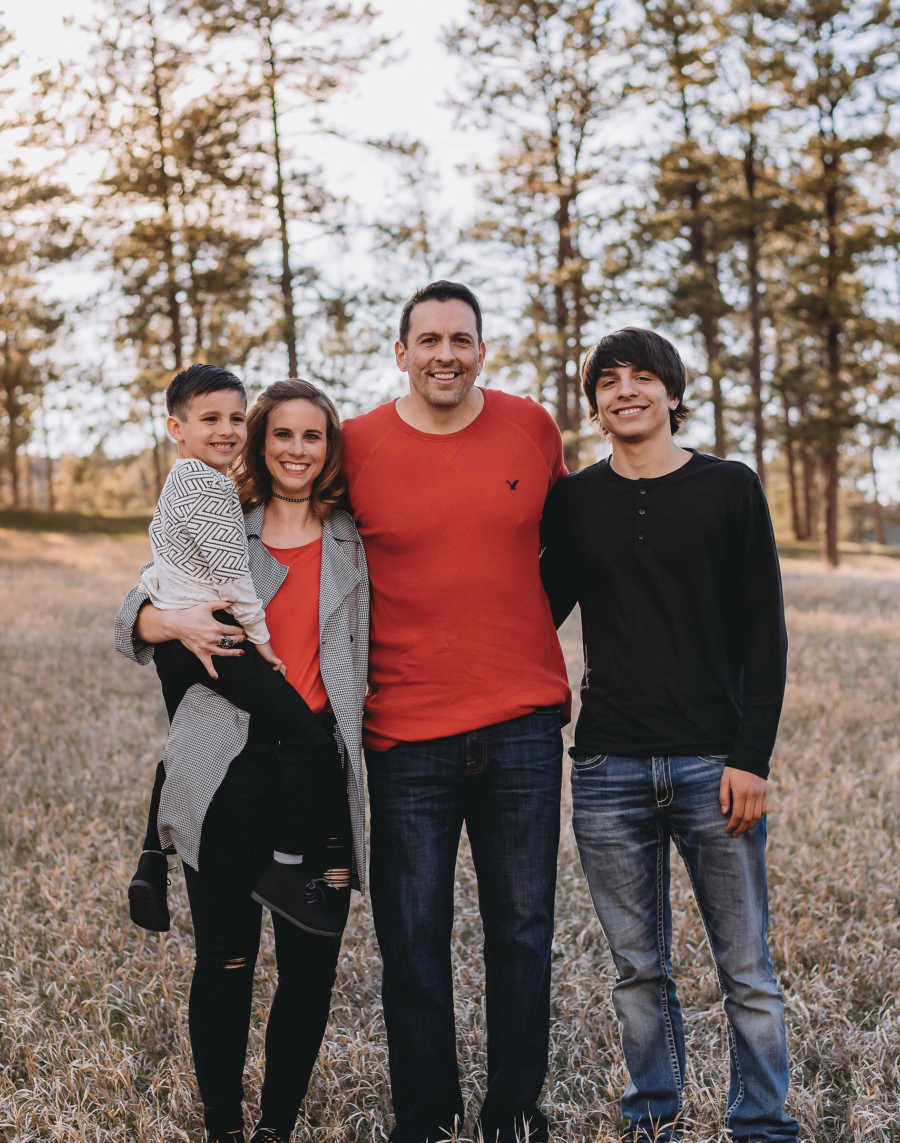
[398,280,483,347]
[165,364,247,420]
[233,378,348,519]
[581,328,690,434]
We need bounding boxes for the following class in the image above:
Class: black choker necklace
[272,492,311,503]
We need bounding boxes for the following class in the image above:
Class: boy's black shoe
[205,1131,244,1142]
[251,861,349,937]
[128,850,170,932]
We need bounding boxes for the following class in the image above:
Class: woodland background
[1,5,899,1139]
[0,0,898,564]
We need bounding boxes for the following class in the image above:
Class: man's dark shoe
[389,1116,462,1142]
[251,861,349,937]
[205,1130,244,1142]
[388,1113,462,1142]
[479,1106,549,1143]
[128,850,170,932]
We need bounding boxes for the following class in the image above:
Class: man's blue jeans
[572,753,798,1142]
[367,709,563,1143]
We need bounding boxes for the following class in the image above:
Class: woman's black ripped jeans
[184,736,341,1138]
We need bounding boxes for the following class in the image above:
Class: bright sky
[0,0,479,169]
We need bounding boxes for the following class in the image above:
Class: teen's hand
[135,600,245,679]
[719,766,767,835]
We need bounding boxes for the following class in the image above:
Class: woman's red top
[263,537,328,714]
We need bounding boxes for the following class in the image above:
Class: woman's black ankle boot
[205,1127,245,1142]
[249,1127,286,1142]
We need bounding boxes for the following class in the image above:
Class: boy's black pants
[141,613,349,866]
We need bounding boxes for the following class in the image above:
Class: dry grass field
[1,528,898,1142]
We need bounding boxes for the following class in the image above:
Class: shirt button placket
[636,484,647,545]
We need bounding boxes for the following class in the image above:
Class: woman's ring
[217,636,237,649]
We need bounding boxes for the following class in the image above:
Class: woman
[114,379,369,1143]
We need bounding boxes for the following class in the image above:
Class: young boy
[540,329,798,1142]
[128,364,351,938]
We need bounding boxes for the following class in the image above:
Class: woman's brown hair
[233,378,348,518]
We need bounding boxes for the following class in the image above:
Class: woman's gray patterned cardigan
[114,504,370,889]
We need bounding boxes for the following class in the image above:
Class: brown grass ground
[0,530,897,1142]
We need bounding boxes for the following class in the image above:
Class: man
[540,328,798,1143]
[341,281,570,1143]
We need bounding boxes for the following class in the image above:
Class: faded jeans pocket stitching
[697,754,729,764]
[570,752,609,773]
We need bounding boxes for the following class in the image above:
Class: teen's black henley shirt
[540,451,787,778]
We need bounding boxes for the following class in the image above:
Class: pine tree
[86,0,190,375]
[713,0,795,486]
[444,0,625,466]
[80,0,193,486]
[171,87,277,366]
[0,24,77,507]
[628,0,732,457]
[81,0,272,492]
[773,0,898,564]
[183,0,390,376]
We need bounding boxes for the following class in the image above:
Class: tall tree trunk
[264,19,298,377]
[743,126,765,484]
[570,231,586,471]
[554,187,582,470]
[869,444,886,545]
[679,75,726,457]
[147,1,183,371]
[186,243,204,358]
[687,180,726,455]
[821,142,842,567]
[532,295,546,406]
[792,384,815,542]
[772,330,802,538]
[779,391,801,540]
[2,368,20,508]
[553,191,572,442]
[148,394,164,497]
[40,393,55,511]
[24,450,34,509]
[699,312,726,456]
[822,444,839,566]
[800,443,816,541]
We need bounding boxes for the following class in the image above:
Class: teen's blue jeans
[572,753,798,1142]
[366,709,563,1143]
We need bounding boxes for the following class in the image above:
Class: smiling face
[262,398,329,500]
[395,297,486,413]
[593,363,680,444]
[167,389,247,473]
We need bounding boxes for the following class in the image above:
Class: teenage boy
[341,281,570,1143]
[540,328,798,1142]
